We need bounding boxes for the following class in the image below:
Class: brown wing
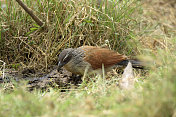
[80,46,127,69]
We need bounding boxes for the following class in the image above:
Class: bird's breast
[63,58,92,75]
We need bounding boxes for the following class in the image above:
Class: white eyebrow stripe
[63,53,69,61]
[58,61,61,65]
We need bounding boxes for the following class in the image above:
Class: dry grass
[1,0,141,72]
[138,0,176,50]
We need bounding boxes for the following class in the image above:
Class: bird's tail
[117,59,144,69]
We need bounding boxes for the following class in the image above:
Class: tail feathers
[117,59,144,69]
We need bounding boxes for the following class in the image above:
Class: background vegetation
[0,0,143,71]
[0,0,175,116]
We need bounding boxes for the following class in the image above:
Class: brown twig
[15,0,44,27]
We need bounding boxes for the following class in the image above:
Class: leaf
[119,62,135,90]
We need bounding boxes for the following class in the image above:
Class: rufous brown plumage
[57,46,143,75]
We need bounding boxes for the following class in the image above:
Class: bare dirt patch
[0,67,82,91]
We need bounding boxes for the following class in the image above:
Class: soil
[0,67,82,92]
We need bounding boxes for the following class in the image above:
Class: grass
[0,0,141,71]
[0,0,176,116]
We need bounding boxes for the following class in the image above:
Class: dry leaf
[119,62,135,90]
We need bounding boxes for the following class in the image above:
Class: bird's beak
[57,61,64,72]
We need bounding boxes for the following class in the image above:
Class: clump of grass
[0,0,141,71]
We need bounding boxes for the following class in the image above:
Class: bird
[57,46,144,76]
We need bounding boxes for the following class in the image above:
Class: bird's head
[57,48,74,72]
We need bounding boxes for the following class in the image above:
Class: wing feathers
[80,46,127,69]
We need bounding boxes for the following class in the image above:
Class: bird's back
[79,46,127,70]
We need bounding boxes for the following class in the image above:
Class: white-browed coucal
[57,46,143,75]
